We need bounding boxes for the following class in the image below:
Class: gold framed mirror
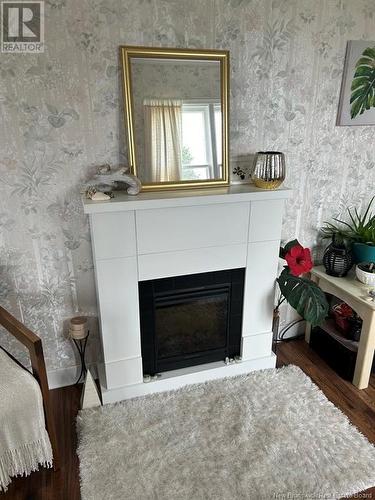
[121,46,229,191]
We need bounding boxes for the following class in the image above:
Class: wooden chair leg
[30,341,60,470]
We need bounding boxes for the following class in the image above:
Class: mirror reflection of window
[143,99,222,182]
[181,101,222,181]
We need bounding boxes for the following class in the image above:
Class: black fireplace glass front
[139,269,245,375]
[156,291,228,359]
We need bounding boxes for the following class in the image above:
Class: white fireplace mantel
[83,184,292,403]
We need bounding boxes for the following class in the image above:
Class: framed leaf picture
[337,40,375,126]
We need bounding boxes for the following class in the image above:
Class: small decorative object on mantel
[230,154,255,184]
[323,236,353,277]
[272,240,329,346]
[85,164,142,197]
[86,187,111,201]
[69,316,89,385]
[356,262,375,286]
[252,151,286,190]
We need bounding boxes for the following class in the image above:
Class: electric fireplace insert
[139,268,245,375]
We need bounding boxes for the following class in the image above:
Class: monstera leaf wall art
[337,40,375,126]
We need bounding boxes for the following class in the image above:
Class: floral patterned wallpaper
[1,0,374,376]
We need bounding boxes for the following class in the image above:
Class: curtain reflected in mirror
[121,47,229,190]
[144,99,182,183]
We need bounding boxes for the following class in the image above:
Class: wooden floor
[2,339,375,500]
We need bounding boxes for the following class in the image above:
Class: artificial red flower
[285,244,313,276]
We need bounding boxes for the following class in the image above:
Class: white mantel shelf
[84,183,291,403]
[83,184,292,214]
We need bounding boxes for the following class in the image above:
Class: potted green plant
[356,262,375,286]
[273,240,329,340]
[321,197,375,263]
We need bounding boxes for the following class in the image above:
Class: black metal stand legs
[73,331,89,385]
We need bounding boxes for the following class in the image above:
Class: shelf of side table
[305,266,375,389]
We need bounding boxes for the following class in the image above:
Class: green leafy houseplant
[321,197,375,263]
[274,240,329,330]
[350,46,375,119]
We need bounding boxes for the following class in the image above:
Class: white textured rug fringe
[0,435,53,492]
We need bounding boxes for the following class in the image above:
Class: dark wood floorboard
[2,339,375,499]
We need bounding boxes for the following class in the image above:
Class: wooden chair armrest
[0,306,40,350]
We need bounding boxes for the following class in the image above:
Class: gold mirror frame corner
[120,45,230,192]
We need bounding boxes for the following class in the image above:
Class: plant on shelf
[358,262,375,273]
[321,197,375,263]
[356,262,375,287]
[273,240,329,341]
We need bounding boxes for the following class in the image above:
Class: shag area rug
[77,366,375,499]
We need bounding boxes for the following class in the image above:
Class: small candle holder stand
[69,316,89,385]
